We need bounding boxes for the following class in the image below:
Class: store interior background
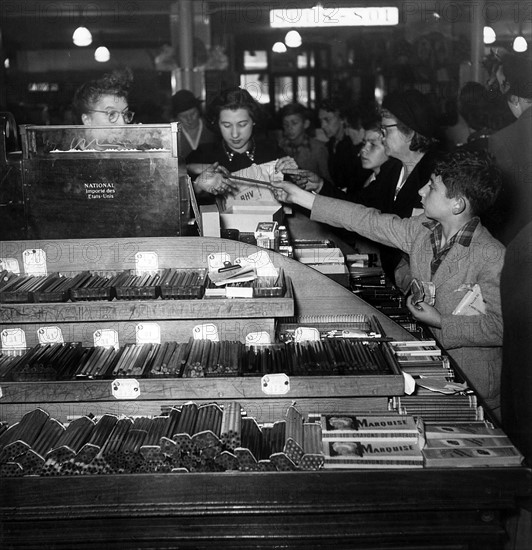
[0,0,531,126]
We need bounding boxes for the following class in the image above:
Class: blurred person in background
[171,89,216,160]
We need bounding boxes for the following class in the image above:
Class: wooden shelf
[1,469,531,549]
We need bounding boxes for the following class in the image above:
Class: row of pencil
[0,339,396,381]
[0,268,208,303]
[389,390,483,422]
[0,404,324,477]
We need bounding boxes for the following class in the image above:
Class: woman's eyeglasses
[380,123,398,135]
[88,109,135,124]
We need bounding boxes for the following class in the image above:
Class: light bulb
[513,36,528,52]
[285,30,302,48]
[272,42,287,53]
[94,46,111,63]
[72,27,92,47]
[483,26,496,45]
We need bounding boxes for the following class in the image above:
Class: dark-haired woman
[72,68,135,126]
[187,87,286,196]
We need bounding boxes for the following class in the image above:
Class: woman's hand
[194,163,239,196]
[271,181,316,211]
[274,156,299,173]
[406,295,442,328]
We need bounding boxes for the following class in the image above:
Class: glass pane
[243,50,268,70]
[297,53,308,69]
[310,77,316,104]
[275,76,295,108]
[297,76,309,105]
[240,74,270,105]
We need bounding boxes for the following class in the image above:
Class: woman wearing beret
[171,89,216,161]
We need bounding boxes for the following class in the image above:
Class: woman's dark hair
[72,68,133,121]
[206,87,266,130]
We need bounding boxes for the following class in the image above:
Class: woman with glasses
[72,68,135,126]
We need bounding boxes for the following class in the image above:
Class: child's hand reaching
[271,181,316,211]
[406,295,442,328]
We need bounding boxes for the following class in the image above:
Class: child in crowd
[272,149,504,417]
[278,103,331,182]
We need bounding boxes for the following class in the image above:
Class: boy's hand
[406,295,442,328]
[271,181,316,211]
[281,168,324,193]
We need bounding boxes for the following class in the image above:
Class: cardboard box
[218,202,283,233]
[200,204,221,237]
[294,247,345,265]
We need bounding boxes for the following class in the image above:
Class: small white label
[37,326,64,344]
[207,252,231,272]
[294,327,320,342]
[193,323,219,341]
[94,329,119,350]
[1,328,26,351]
[261,373,290,395]
[23,249,47,276]
[111,378,140,399]
[136,322,161,344]
[245,331,272,346]
[135,251,159,276]
[0,258,20,274]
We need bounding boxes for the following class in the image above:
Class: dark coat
[488,106,532,245]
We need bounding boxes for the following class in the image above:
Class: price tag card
[94,329,119,350]
[0,258,20,274]
[193,323,219,341]
[294,327,320,343]
[37,326,64,344]
[1,328,26,352]
[261,373,290,395]
[111,378,140,400]
[135,251,159,276]
[136,322,161,345]
[207,252,231,272]
[245,331,272,346]
[23,249,47,276]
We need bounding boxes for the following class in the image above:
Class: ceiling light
[513,35,528,52]
[94,46,111,63]
[285,30,302,48]
[72,27,92,47]
[272,42,287,53]
[483,26,496,45]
